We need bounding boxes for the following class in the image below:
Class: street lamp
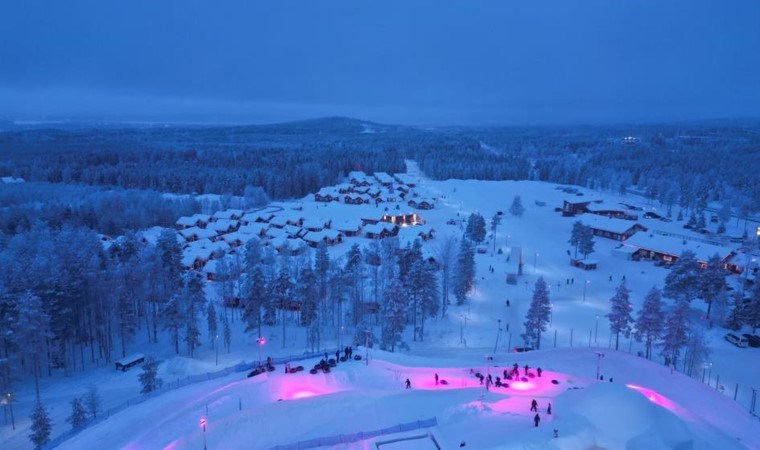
[200,416,207,450]
[534,252,539,273]
[494,319,502,353]
[595,315,600,344]
[256,337,266,368]
[595,352,604,380]
[550,303,554,325]
[215,334,219,366]
[459,314,470,345]
[583,280,590,303]
[5,393,14,430]
[364,329,370,366]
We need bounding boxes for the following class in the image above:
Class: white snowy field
[2,166,760,449]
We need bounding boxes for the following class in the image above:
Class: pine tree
[314,241,330,324]
[29,401,52,450]
[381,278,407,352]
[661,299,691,368]
[67,396,88,429]
[298,264,319,328]
[696,213,706,230]
[453,238,475,305]
[271,267,294,346]
[221,312,232,353]
[634,287,665,359]
[491,213,502,254]
[183,273,207,357]
[162,295,183,354]
[242,265,267,336]
[12,291,52,400]
[83,383,101,419]
[699,253,727,319]
[139,356,163,394]
[569,221,584,259]
[606,280,634,350]
[207,302,218,349]
[663,250,700,302]
[522,277,551,349]
[579,225,595,259]
[509,195,525,217]
[465,213,486,244]
[416,260,440,342]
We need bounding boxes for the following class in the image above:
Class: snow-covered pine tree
[663,250,700,302]
[699,253,727,319]
[569,221,584,259]
[83,383,101,419]
[522,277,551,349]
[222,312,232,353]
[491,213,502,254]
[434,235,457,318]
[579,225,595,259]
[67,396,87,429]
[298,264,319,328]
[661,299,691,369]
[183,273,206,358]
[242,265,267,337]
[509,195,525,217]
[29,401,52,450]
[12,291,52,400]
[272,266,294,347]
[453,237,475,305]
[696,212,706,230]
[682,327,711,377]
[139,356,163,394]
[162,294,183,354]
[344,243,366,326]
[207,302,218,349]
[634,287,665,359]
[381,277,407,352]
[606,280,634,350]
[465,213,486,244]
[314,241,331,324]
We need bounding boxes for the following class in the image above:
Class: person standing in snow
[537,367,543,377]
[435,373,439,385]
[336,350,340,362]
[405,378,411,389]
[530,399,538,412]
[534,413,540,427]
[547,402,552,414]
[553,429,559,438]
[524,364,530,376]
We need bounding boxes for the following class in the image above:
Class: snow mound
[555,382,693,450]
[160,356,218,378]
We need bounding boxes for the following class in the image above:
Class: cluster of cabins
[314,171,435,210]
[562,199,740,271]
[174,206,435,280]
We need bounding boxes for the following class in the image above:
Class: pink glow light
[291,390,317,399]
[625,383,678,412]
[275,376,340,401]
[509,380,535,391]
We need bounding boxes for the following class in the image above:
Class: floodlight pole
[595,352,604,380]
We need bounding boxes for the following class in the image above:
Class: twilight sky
[1,0,759,125]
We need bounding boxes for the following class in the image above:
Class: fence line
[268,417,439,450]
[44,349,340,449]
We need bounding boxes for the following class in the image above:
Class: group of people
[531,399,552,427]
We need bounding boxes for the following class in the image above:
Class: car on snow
[742,333,760,348]
[725,333,749,348]
[643,212,663,219]
[512,346,534,353]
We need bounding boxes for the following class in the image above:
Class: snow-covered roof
[393,173,416,185]
[624,233,733,262]
[1,176,25,184]
[213,209,244,220]
[208,219,239,233]
[238,223,268,235]
[373,172,394,184]
[333,220,362,233]
[220,231,259,245]
[302,218,330,230]
[179,226,218,241]
[364,222,397,235]
[270,216,289,227]
[176,216,200,227]
[283,225,305,238]
[579,214,640,234]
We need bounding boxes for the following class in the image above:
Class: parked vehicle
[725,333,749,348]
[512,346,534,353]
[742,333,760,348]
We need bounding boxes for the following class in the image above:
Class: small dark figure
[513,363,519,373]
[324,352,328,361]
[571,278,574,284]
[336,350,340,362]
[547,402,552,415]
[537,367,543,378]
[622,275,626,281]
[435,373,439,385]
[566,278,569,285]
[267,356,272,367]
[609,377,613,382]
[495,377,502,387]
[524,364,530,376]
[487,374,493,384]
[506,299,510,307]
[503,369,508,379]
[534,413,540,427]
[600,375,604,381]
[609,275,613,281]
[405,378,411,389]
[349,347,353,358]
[553,428,559,438]
[530,399,538,412]
[460,441,466,447]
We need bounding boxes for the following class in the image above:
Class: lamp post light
[364,329,370,366]
[595,352,604,380]
[583,280,590,303]
[256,337,266,368]
[5,393,14,430]
[595,315,600,344]
[200,416,207,450]
[459,314,470,345]
[534,252,539,273]
[494,319,502,353]
[215,334,219,366]
[550,303,554,325]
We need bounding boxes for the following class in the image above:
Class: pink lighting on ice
[626,383,678,412]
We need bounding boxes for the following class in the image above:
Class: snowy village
[2,2,760,450]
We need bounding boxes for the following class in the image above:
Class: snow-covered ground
[2,163,759,449]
